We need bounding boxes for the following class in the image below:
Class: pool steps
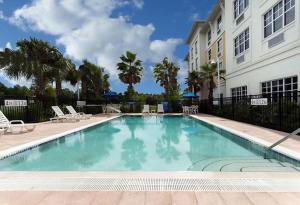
[188,157,300,172]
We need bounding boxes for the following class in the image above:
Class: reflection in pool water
[0,115,288,171]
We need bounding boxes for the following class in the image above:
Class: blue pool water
[0,116,299,172]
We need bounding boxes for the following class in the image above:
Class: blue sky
[0,0,216,94]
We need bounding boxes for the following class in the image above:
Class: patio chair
[191,105,199,114]
[66,106,92,120]
[0,111,36,133]
[142,105,150,114]
[50,106,80,122]
[157,104,164,114]
[182,106,189,114]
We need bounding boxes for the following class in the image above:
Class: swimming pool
[0,115,299,172]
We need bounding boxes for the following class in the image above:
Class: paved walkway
[1,191,300,205]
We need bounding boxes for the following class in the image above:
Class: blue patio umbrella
[182,92,199,98]
[103,91,118,104]
[103,91,118,97]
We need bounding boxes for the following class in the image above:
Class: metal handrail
[264,128,300,159]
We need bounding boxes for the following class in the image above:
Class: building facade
[185,0,226,99]
[225,0,299,98]
[186,0,299,99]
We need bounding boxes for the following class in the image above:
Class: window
[264,0,295,38]
[217,15,222,33]
[208,30,211,45]
[285,0,295,25]
[234,0,249,19]
[208,49,212,61]
[264,10,273,38]
[234,28,249,56]
[262,76,298,101]
[232,86,247,98]
[191,62,194,70]
[191,48,193,59]
[217,39,223,56]
[195,58,198,70]
[273,1,283,33]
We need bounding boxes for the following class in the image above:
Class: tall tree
[0,38,73,98]
[51,56,76,98]
[67,60,110,100]
[0,39,48,96]
[117,51,143,100]
[102,73,110,92]
[185,70,201,94]
[199,63,225,104]
[153,57,180,97]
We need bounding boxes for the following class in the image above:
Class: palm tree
[117,51,143,100]
[185,70,201,94]
[102,73,110,93]
[66,60,110,100]
[0,38,70,98]
[153,57,180,97]
[51,55,76,98]
[199,63,225,104]
[90,65,103,99]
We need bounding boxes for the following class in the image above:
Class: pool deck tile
[145,192,172,205]
[195,192,226,205]
[118,192,146,205]
[1,191,300,205]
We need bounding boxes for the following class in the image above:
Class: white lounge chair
[0,111,36,133]
[142,105,150,114]
[0,128,5,136]
[66,106,92,120]
[157,104,164,114]
[50,106,80,122]
[106,105,121,113]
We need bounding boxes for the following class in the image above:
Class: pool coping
[190,115,300,162]
[0,115,122,160]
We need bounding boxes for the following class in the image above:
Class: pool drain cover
[0,177,300,192]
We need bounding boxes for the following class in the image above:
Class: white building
[225,0,299,98]
[186,0,299,99]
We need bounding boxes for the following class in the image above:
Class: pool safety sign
[251,98,268,106]
[4,100,27,107]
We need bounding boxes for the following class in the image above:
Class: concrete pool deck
[0,113,300,204]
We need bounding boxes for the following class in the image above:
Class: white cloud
[190,12,199,21]
[132,0,144,9]
[177,59,188,84]
[0,10,5,19]
[5,42,12,49]
[9,0,182,79]
[0,41,12,51]
[0,0,4,4]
